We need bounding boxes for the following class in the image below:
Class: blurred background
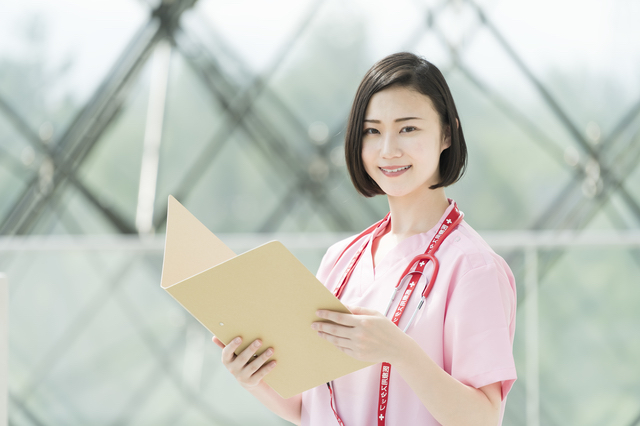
[1,0,639,424]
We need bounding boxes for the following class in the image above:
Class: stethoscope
[332,204,463,332]
[383,253,439,332]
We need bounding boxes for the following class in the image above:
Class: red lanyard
[327,203,463,426]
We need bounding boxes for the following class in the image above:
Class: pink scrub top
[301,200,517,425]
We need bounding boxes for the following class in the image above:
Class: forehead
[365,86,438,119]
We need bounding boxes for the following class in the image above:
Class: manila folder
[160,195,373,398]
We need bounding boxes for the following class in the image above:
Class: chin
[380,187,416,198]
[381,182,436,199]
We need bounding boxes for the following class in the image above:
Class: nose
[380,133,402,159]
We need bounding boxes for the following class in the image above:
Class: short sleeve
[443,261,517,399]
[315,235,358,285]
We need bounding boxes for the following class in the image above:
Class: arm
[213,336,302,425]
[390,331,501,425]
[312,308,501,426]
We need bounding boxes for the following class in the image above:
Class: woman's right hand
[212,336,277,390]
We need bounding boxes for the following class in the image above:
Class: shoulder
[444,220,517,323]
[444,220,512,277]
[315,233,361,282]
[324,234,360,262]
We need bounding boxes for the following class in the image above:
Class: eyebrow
[363,117,423,123]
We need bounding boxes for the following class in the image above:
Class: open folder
[160,195,372,398]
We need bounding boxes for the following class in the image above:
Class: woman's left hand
[311,306,409,364]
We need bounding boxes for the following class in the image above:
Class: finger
[317,329,352,348]
[241,347,274,379]
[221,337,242,364]
[312,321,353,339]
[233,339,263,367]
[245,360,277,387]
[212,336,225,349]
[316,309,357,326]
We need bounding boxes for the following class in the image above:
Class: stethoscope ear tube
[403,295,426,332]
[383,287,399,317]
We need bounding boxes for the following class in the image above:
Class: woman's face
[361,85,450,199]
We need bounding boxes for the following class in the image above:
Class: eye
[400,126,417,133]
[363,128,379,135]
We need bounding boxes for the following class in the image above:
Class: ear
[441,118,458,152]
[441,125,452,151]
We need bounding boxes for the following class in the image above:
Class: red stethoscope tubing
[383,253,440,332]
[397,253,439,299]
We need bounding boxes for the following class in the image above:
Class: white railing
[1,231,640,426]
[2,230,640,252]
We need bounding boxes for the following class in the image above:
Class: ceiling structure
[1,0,639,424]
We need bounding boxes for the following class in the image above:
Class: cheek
[361,144,376,170]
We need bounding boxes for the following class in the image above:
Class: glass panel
[183,130,293,233]
[0,0,147,131]
[2,1,640,424]
[538,245,640,425]
[486,0,640,131]
[77,63,150,229]
[0,166,28,223]
[446,67,574,229]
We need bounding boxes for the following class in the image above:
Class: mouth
[379,165,411,173]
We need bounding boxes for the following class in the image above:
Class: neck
[386,186,450,241]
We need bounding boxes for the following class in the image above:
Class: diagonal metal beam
[21,201,235,424]
[152,0,361,233]
[9,391,47,426]
[108,279,243,426]
[530,106,640,231]
[15,255,140,403]
[454,61,568,167]
[172,0,426,231]
[184,62,355,231]
[173,0,446,232]
[563,128,640,230]
[0,0,198,236]
[627,408,640,426]
[436,40,639,231]
[0,92,136,233]
[463,0,640,229]
[466,0,596,159]
[425,0,640,233]
[3,199,114,421]
[426,15,587,201]
[410,0,640,319]
[532,111,640,231]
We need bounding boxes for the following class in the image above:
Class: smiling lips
[379,165,411,176]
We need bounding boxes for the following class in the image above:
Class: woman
[213,52,517,426]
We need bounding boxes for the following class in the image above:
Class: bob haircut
[345,52,467,197]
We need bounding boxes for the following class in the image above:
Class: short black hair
[345,52,467,197]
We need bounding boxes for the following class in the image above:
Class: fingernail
[311,323,318,330]
[253,340,262,348]
[270,361,277,368]
[234,337,241,344]
[265,348,273,356]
